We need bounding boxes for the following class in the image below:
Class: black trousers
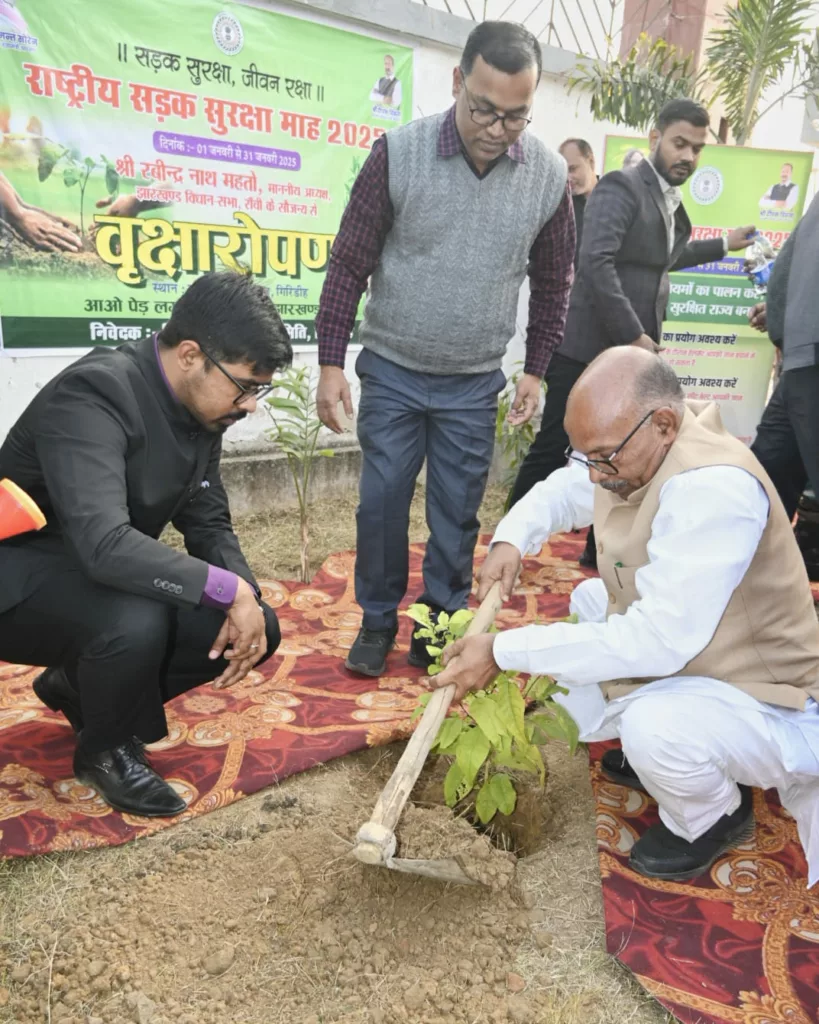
[0,554,280,753]
[751,365,819,520]
[509,352,588,507]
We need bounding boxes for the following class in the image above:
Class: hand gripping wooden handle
[353,582,505,865]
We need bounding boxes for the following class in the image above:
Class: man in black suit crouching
[0,272,291,817]
[509,99,755,538]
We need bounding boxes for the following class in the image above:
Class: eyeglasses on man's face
[198,346,275,406]
[458,70,533,132]
[565,409,657,476]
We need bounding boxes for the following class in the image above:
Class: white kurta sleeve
[493,466,770,684]
[491,461,595,556]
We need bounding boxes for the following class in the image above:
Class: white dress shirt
[490,461,819,886]
[646,158,727,258]
[492,461,768,685]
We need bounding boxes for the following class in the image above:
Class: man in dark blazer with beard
[0,272,291,818]
[509,99,755,525]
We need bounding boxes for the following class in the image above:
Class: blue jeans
[354,349,504,631]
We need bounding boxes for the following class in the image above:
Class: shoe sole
[73,769,187,818]
[344,660,386,678]
[33,672,84,733]
[600,764,648,794]
[628,815,756,881]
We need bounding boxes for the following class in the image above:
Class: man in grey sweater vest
[315,22,575,676]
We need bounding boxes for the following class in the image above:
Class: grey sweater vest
[358,112,567,375]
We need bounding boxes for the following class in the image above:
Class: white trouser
[556,577,819,886]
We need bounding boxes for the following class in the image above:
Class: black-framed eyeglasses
[565,409,657,476]
[198,345,274,406]
[459,69,532,132]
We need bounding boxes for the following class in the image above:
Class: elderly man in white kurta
[435,347,819,885]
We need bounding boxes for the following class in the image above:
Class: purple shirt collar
[153,333,180,404]
[437,104,526,164]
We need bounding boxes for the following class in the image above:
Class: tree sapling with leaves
[266,364,335,583]
[408,604,580,826]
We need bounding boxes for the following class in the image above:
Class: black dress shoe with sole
[345,627,397,677]
[33,667,84,732]
[629,784,754,881]
[600,748,648,793]
[73,739,187,817]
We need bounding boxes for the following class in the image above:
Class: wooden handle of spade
[352,581,505,865]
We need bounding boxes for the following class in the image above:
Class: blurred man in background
[508,100,754,573]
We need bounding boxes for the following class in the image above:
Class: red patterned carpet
[1,534,817,1023]
[0,534,587,855]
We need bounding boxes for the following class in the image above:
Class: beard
[201,410,248,434]
[599,478,630,493]
[652,148,693,186]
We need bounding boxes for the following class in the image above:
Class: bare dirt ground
[0,484,674,1024]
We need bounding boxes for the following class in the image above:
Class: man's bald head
[567,348,683,439]
[565,348,685,496]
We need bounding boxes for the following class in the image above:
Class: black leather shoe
[73,740,187,817]
[345,627,397,677]
[600,748,648,793]
[33,667,84,732]
[629,785,754,881]
[407,628,442,670]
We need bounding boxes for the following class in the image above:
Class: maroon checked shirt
[315,106,576,378]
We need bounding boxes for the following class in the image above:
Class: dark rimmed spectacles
[199,346,275,406]
[565,409,657,476]
[459,69,532,132]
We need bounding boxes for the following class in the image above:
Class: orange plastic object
[0,479,47,540]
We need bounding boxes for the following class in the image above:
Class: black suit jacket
[558,159,725,365]
[0,336,256,615]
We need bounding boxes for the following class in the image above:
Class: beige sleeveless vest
[594,401,819,709]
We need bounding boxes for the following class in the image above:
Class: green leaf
[475,779,499,824]
[434,716,464,752]
[454,726,491,793]
[316,449,335,457]
[405,604,433,628]
[268,397,306,414]
[62,166,79,187]
[37,148,59,182]
[524,675,561,702]
[493,746,536,773]
[104,165,120,197]
[427,663,444,676]
[489,773,517,816]
[464,693,504,746]
[447,609,474,639]
[528,713,567,745]
[84,156,96,168]
[495,675,528,746]
[437,611,450,630]
[443,761,465,807]
[554,703,581,755]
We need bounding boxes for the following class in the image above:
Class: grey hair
[632,356,685,415]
